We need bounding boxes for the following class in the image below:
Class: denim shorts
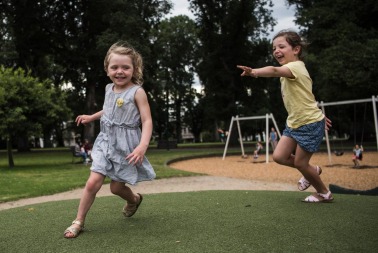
[282,119,325,153]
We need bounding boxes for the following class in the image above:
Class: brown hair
[273,29,308,60]
[104,41,144,85]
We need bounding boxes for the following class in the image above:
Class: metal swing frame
[319,95,378,165]
[222,113,281,163]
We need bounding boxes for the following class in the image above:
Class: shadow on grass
[1,191,377,253]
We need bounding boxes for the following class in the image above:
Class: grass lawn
[0,191,377,253]
[1,147,377,252]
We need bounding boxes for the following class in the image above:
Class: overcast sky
[168,0,298,39]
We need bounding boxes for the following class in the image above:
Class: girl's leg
[110,181,142,217]
[64,171,105,238]
[110,181,139,203]
[273,136,328,194]
[272,136,296,167]
[293,145,328,194]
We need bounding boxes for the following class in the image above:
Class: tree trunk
[175,99,182,143]
[7,138,14,168]
[84,81,96,142]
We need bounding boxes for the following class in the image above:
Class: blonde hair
[104,41,144,85]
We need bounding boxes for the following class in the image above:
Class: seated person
[83,139,93,161]
[352,144,363,168]
[75,141,88,163]
[253,141,263,159]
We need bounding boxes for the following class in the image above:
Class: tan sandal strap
[65,226,80,235]
[72,220,84,228]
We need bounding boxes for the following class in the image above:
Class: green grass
[0,191,377,253]
[0,148,230,202]
[1,147,377,252]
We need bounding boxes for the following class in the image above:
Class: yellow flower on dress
[116,98,124,107]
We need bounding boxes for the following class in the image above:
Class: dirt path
[1,151,377,210]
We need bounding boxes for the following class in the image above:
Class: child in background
[269,127,278,151]
[83,139,93,162]
[253,141,263,159]
[237,29,333,203]
[64,41,156,238]
[74,140,88,164]
[352,144,364,168]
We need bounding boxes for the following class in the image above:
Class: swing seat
[334,151,344,156]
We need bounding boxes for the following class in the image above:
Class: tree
[287,0,378,102]
[152,15,199,142]
[0,66,71,167]
[0,0,84,148]
[183,88,205,142]
[0,0,173,144]
[189,0,277,137]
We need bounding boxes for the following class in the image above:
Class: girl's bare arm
[76,110,104,126]
[126,88,153,165]
[237,65,294,78]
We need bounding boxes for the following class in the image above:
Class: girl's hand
[325,116,332,131]
[126,145,147,165]
[237,65,253,76]
[76,114,92,126]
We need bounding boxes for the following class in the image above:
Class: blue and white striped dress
[90,83,156,185]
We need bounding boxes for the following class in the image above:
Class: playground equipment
[320,95,378,165]
[222,113,281,163]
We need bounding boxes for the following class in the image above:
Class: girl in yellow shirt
[237,30,333,203]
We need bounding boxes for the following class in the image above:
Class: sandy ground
[0,151,377,211]
[170,151,378,191]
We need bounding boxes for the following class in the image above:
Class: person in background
[352,144,363,168]
[217,128,226,142]
[269,127,278,151]
[253,141,263,159]
[74,140,88,164]
[83,139,93,161]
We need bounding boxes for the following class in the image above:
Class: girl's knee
[85,179,102,194]
[272,153,285,165]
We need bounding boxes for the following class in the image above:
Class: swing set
[333,103,368,156]
[222,113,281,163]
[319,95,378,165]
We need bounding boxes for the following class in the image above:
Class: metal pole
[270,113,282,138]
[222,116,234,160]
[372,95,378,151]
[320,101,332,165]
[236,116,245,156]
[265,114,269,163]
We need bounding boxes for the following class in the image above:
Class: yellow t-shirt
[280,61,324,129]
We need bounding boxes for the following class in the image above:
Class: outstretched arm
[237,65,294,78]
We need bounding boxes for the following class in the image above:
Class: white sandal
[297,166,322,191]
[302,191,334,203]
[64,220,84,238]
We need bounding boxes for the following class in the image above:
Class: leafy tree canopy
[0,66,71,166]
[288,0,378,101]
